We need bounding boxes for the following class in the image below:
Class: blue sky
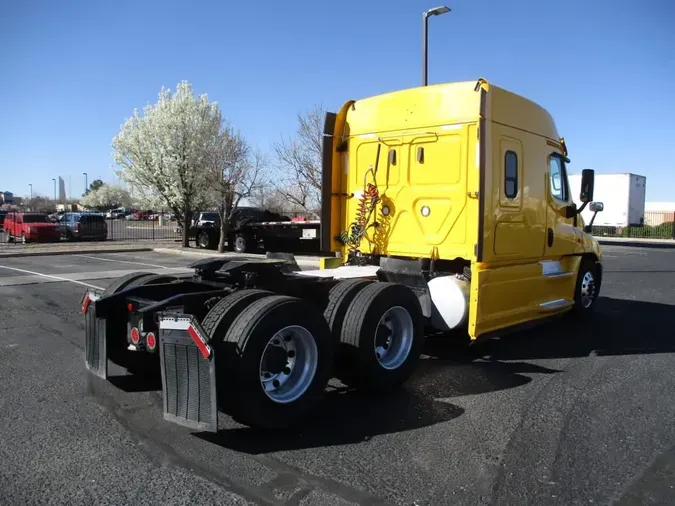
[1,0,673,201]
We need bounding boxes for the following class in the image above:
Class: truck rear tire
[103,272,165,374]
[219,295,334,429]
[323,279,373,339]
[201,289,274,342]
[338,282,424,391]
[103,271,155,296]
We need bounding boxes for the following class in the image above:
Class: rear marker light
[187,325,212,359]
[127,303,134,312]
[130,327,140,345]
[146,332,156,350]
[81,294,91,314]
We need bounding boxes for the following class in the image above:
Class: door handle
[547,228,554,247]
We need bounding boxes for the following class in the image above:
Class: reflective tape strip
[159,317,212,359]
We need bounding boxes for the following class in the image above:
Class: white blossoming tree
[202,124,265,252]
[80,183,132,210]
[112,81,221,246]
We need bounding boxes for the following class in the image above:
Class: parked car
[57,213,108,241]
[106,208,129,219]
[3,212,61,243]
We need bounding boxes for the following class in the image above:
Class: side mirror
[589,201,604,213]
[579,169,595,203]
[583,201,604,233]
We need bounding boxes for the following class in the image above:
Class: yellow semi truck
[81,78,605,430]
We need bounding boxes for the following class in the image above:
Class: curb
[0,247,154,259]
[152,247,322,268]
[597,239,675,249]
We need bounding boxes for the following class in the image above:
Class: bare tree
[273,104,325,214]
[203,125,265,252]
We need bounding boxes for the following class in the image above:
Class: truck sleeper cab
[321,77,604,339]
[81,78,604,432]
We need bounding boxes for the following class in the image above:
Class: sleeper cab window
[504,150,518,199]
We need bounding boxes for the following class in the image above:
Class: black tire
[201,289,274,342]
[323,279,373,339]
[102,272,155,296]
[233,233,251,253]
[127,274,178,288]
[571,258,600,316]
[219,295,334,429]
[338,282,424,391]
[197,231,211,249]
[101,271,155,371]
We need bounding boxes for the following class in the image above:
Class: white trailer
[569,173,646,227]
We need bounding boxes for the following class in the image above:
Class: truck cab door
[544,153,579,258]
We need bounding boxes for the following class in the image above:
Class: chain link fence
[0,209,181,247]
[590,211,675,240]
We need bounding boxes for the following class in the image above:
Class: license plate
[302,229,317,239]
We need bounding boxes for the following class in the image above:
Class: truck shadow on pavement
[469,296,675,362]
[196,296,674,454]
[196,345,559,455]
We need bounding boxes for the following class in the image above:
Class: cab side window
[549,156,568,201]
[504,151,518,198]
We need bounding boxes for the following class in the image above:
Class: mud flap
[82,291,107,379]
[158,314,218,433]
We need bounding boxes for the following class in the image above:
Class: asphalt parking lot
[1,246,674,505]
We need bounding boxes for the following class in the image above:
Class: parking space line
[73,254,171,269]
[0,264,104,290]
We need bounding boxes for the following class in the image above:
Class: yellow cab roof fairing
[339,78,563,144]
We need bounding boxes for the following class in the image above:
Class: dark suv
[58,213,108,241]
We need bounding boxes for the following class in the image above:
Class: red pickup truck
[3,212,61,243]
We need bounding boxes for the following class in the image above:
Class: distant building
[58,176,66,201]
[1,191,14,204]
[644,202,675,226]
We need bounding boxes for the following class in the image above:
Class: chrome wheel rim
[259,325,318,404]
[580,270,596,308]
[374,306,414,370]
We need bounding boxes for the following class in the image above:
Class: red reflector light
[127,303,134,312]
[187,325,211,359]
[130,327,140,344]
[81,294,91,314]
[146,332,156,350]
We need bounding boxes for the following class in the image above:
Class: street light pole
[422,6,451,86]
[29,184,32,199]
[83,172,88,194]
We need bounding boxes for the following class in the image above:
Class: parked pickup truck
[188,207,321,253]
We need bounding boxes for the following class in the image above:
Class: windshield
[23,214,51,223]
